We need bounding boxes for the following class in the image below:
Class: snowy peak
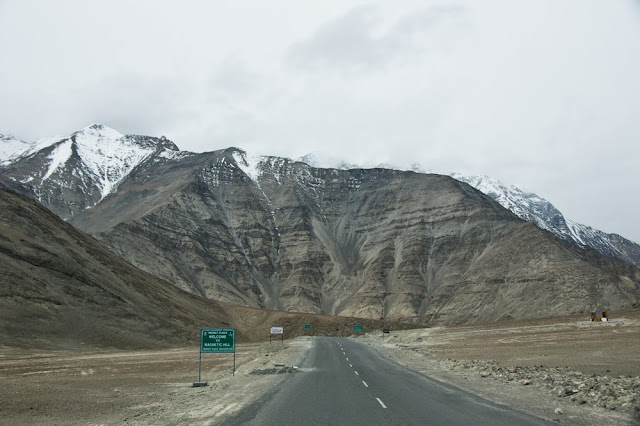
[451,174,563,232]
[296,152,367,171]
[0,132,34,166]
[0,124,181,217]
[67,126,156,198]
[2,135,639,268]
[73,123,124,140]
[453,174,640,267]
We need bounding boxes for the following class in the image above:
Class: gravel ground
[0,338,311,425]
[2,310,638,425]
[358,309,640,425]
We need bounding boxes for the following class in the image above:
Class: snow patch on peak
[297,152,433,173]
[297,152,360,170]
[31,136,65,152]
[72,127,155,199]
[76,123,124,140]
[232,150,263,183]
[159,149,194,160]
[1,133,34,165]
[42,139,73,181]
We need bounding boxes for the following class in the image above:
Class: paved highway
[226,337,550,425]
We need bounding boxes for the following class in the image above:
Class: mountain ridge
[0,124,181,218]
[1,186,409,349]
[64,147,640,324]
[2,126,639,325]
[298,153,640,268]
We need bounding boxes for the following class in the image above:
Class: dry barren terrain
[0,339,311,425]
[1,309,638,425]
[361,308,640,425]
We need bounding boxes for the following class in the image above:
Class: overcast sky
[1,0,639,243]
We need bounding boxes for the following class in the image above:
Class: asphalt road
[225,337,551,425]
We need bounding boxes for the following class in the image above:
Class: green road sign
[354,325,363,332]
[304,324,311,329]
[201,328,235,353]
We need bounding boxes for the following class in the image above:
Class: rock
[11,139,636,326]
[554,408,563,415]
[480,371,491,378]
[522,380,531,386]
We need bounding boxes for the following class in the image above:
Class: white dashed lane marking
[334,339,387,410]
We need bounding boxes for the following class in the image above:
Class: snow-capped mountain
[450,174,640,268]
[0,131,34,166]
[0,124,180,218]
[297,153,640,269]
[1,128,638,269]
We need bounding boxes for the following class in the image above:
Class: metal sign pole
[233,351,236,376]
[198,350,202,382]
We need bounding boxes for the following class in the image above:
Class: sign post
[195,328,235,387]
[270,326,284,344]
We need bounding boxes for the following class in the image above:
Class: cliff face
[67,149,640,325]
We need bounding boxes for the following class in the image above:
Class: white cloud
[1,0,639,243]
[286,4,468,71]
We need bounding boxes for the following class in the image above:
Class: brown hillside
[67,150,640,324]
[0,188,410,350]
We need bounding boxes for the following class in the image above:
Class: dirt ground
[359,308,640,425]
[0,339,311,425]
[1,310,639,425]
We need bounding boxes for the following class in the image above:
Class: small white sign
[270,327,284,334]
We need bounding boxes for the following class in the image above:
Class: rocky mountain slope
[0,187,403,349]
[2,126,639,325]
[298,154,640,269]
[62,148,639,325]
[451,174,640,269]
[0,186,232,349]
[2,125,638,269]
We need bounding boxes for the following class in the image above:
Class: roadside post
[270,326,284,344]
[383,329,390,338]
[194,328,235,387]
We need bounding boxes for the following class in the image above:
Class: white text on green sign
[201,328,235,353]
